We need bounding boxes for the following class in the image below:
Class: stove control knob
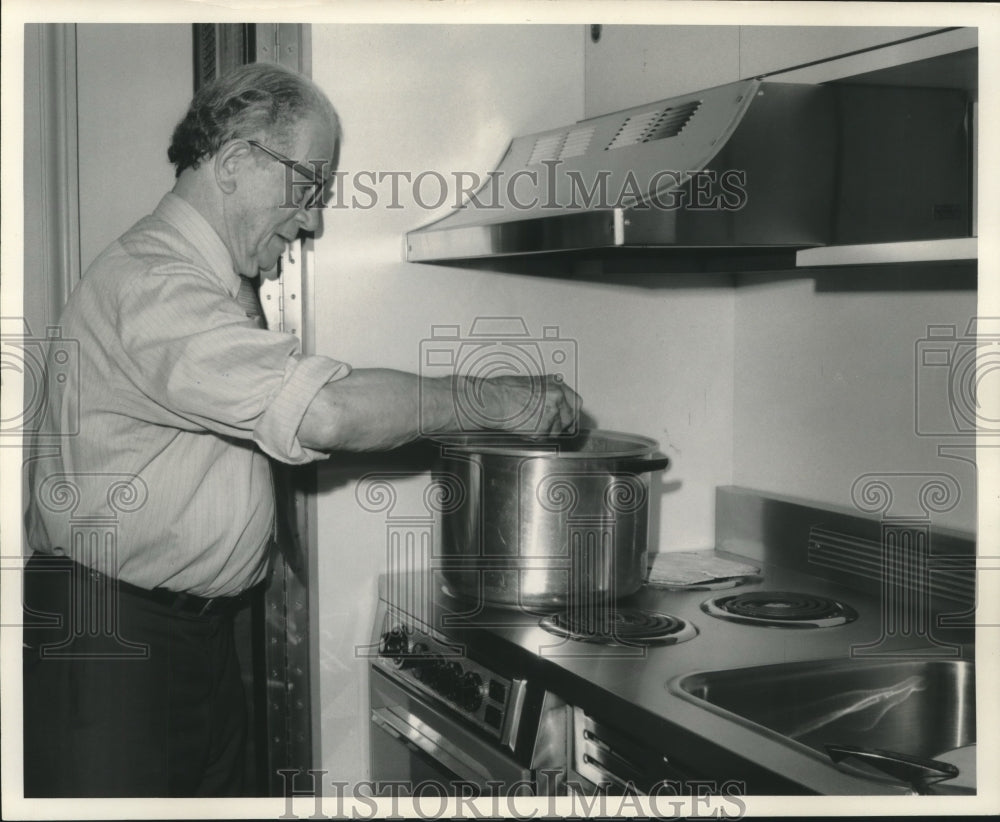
[411,649,439,682]
[460,672,484,712]
[378,626,408,663]
[399,640,428,671]
[428,661,447,696]
[438,661,462,699]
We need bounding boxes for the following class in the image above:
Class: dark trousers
[22,556,248,797]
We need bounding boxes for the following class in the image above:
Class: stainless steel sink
[674,658,975,787]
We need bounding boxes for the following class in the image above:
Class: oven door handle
[371,707,494,782]
[580,752,633,792]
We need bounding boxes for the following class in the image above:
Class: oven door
[370,667,533,793]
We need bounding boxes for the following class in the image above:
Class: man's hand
[468,374,579,436]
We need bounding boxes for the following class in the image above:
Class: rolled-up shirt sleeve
[254,353,348,463]
[115,262,350,463]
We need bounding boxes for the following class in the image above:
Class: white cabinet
[737,26,936,79]
[762,27,976,85]
[583,25,938,118]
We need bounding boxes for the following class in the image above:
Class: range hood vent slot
[560,126,595,159]
[527,133,564,165]
[528,126,596,165]
[606,100,702,149]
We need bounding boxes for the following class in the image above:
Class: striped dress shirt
[25,193,349,596]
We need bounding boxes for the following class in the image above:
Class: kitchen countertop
[379,548,975,795]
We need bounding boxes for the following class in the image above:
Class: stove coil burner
[539,607,698,646]
[702,591,858,628]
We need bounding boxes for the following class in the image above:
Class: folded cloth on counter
[646,551,760,586]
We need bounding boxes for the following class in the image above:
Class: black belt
[27,553,263,617]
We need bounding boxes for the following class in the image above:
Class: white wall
[76,24,192,270]
[23,25,65,335]
[584,25,740,116]
[733,272,977,530]
[308,23,585,789]
[308,23,737,786]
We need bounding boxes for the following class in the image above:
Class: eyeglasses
[247,139,328,210]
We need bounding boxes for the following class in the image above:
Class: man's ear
[214,140,251,195]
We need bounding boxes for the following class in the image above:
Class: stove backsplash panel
[715,485,976,624]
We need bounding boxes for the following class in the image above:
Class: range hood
[405,77,970,266]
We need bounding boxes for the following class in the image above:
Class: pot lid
[430,428,659,458]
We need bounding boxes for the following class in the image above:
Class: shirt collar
[153,193,242,298]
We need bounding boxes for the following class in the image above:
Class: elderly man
[23,62,578,798]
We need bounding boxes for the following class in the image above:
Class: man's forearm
[296,367,580,453]
[296,368,456,451]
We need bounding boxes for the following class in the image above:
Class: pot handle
[616,454,670,474]
[825,744,959,794]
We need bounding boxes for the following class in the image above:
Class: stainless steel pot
[431,430,669,609]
